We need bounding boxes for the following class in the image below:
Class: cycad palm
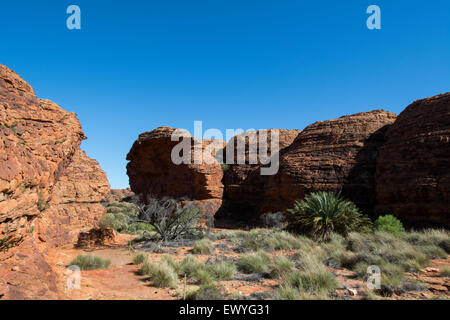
[286,191,369,241]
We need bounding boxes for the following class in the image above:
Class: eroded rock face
[0,65,110,299]
[34,149,110,246]
[218,129,300,223]
[126,126,224,215]
[376,93,450,227]
[256,110,397,217]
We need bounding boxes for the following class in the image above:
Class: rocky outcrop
[34,149,110,246]
[0,65,110,299]
[76,227,116,248]
[104,188,135,202]
[376,93,450,227]
[218,129,300,222]
[126,126,224,216]
[255,110,397,217]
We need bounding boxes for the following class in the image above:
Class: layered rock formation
[0,65,109,299]
[126,126,224,216]
[376,93,450,227]
[255,110,397,217]
[218,129,300,222]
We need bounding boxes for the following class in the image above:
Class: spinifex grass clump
[317,230,450,291]
[133,252,147,265]
[139,260,178,288]
[192,238,214,254]
[236,251,271,274]
[232,229,315,252]
[70,255,111,270]
[185,284,228,300]
[286,191,370,241]
[178,255,236,285]
[270,255,295,278]
[205,261,236,280]
[273,251,337,299]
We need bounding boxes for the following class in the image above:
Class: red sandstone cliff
[0,65,110,299]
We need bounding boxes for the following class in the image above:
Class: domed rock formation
[252,110,397,219]
[0,65,110,298]
[126,126,224,216]
[376,93,450,227]
[217,129,300,223]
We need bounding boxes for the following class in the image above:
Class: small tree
[133,195,203,242]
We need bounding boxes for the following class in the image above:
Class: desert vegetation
[70,255,111,271]
[75,192,450,300]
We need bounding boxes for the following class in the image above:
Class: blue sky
[1,1,449,188]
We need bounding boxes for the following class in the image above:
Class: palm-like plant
[286,191,370,241]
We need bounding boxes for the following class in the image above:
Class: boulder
[76,227,116,248]
[376,93,450,227]
[126,126,224,216]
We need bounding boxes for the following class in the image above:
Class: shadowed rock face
[126,126,224,215]
[376,93,450,227]
[0,65,110,299]
[217,129,301,223]
[216,110,397,225]
[256,110,397,217]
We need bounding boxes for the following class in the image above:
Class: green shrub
[133,252,147,265]
[236,251,271,274]
[70,255,111,270]
[100,201,155,238]
[374,215,405,236]
[192,238,214,254]
[286,192,370,241]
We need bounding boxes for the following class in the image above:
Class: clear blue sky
[1,1,449,188]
